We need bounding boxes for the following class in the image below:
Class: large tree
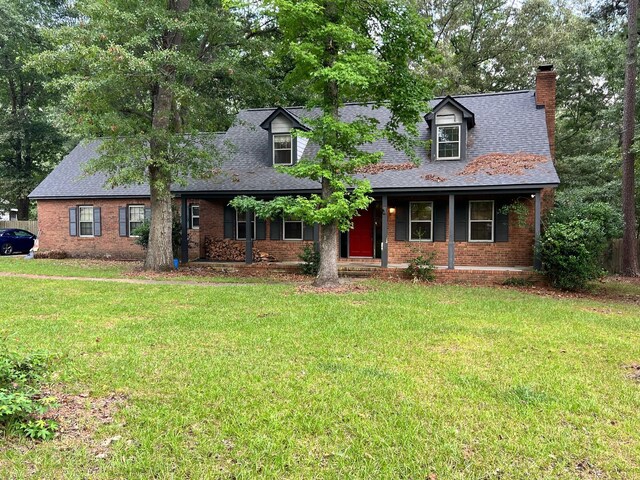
[621,0,639,275]
[231,0,437,287]
[0,0,69,220]
[35,0,279,270]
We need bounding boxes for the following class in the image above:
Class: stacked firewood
[203,238,277,263]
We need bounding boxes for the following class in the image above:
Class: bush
[539,219,607,290]
[133,211,183,258]
[299,245,320,276]
[405,253,436,282]
[0,348,58,440]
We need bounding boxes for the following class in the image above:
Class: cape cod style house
[29,66,559,276]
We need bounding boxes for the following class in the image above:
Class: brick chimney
[535,64,556,160]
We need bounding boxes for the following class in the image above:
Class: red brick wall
[37,199,149,259]
[535,66,557,160]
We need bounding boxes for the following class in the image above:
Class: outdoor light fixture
[388,207,396,214]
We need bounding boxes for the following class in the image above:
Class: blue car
[0,229,37,255]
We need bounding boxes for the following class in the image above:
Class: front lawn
[0,275,639,479]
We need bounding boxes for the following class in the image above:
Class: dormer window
[437,125,460,160]
[273,133,293,165]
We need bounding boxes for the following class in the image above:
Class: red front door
[349,208,374,257]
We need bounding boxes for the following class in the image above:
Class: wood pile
[204,238,277,263]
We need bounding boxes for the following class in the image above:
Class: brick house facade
[30,67,559,270]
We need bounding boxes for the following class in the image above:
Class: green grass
[0,276,639,479]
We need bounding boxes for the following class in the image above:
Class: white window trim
[283,217,304,241]
[409,201,434,242]
[273,133,293,166]
[128,204,145,238]
[468,200,494,243]
[78,205,94,238]
[436,124,461,160]
[190,204,200,230]
[235,210,256,240]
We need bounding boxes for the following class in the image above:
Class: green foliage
[498,200,530,229]
[502,276,534,287]
[0,345,57,440]
[405,252,436,282]
[232,0,438,237]
[299,245,320,276]
[132,215,183,259]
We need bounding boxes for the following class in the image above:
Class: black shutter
[433,201,446,242]
[93,207,102,237]
[119,207,127,237]
[223,206,235,239]
[270,217,282,240]
[69,207,78,237]
[495,200,509,242]
[454,201,468,242]
[303,222,314,240]
[144,207,152,223]
[394,204,409,241]
[340,231,348,258]
[256,217,266,240]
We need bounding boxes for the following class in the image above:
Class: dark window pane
[80,223,93,236]
[410,221,432,240]
[438,126,459,142]
[274,149,292,164]
[192,216,200,228]
[130,221,143,234]
[470,201,493,220]
[410,202,432,221]
[284,221,303,239]
[237,222,247,240]
[470,221,492,241]
[438,142,459,159]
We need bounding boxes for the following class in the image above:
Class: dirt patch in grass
[575,458,605,478]
[458,152,548,176]
[295,282,372,295]
[623,364,640,383]
[501,279,640,306]
[124,265,308,283]
[42,389,127,459]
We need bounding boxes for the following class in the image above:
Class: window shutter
[93,207,102,237]
[303,223,314,241]
[495,200,509,242]
[223,206,235,239]
[340,231,348,258]
[270,217,282,240]
[256,218,266,240]
[454,201,468,242]
[144,207,152,222]
[394,204,409,241]
[433,202,446,242]
[187,204,192,229]
[69,207,78,237]
[119,207,128,237]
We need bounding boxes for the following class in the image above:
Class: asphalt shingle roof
[29,90,559,199]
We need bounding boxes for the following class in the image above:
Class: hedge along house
[30,66,559,273]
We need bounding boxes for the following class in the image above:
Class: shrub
[133,210,183,258]
[299,245,320,276]
[0,348,58,440]
[405,252,436,282]
[502,276,533,287]
[539,219,607,290]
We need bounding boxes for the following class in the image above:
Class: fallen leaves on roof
[458,152,548,176]
[356,162,416,174]
[422,174,447,183]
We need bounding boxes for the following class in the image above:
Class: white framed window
[78,206,94,237]
[190,204,200,229]
[236,210,255,240]
[437,125,460,160]
[469,200,494,242]
[128,205,145,237]
[409,202,433,241]
[273,133,293,165]
[283,216,303,241]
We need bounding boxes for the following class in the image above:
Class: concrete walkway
[0,271,259,287]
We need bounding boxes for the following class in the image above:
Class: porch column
[448,194,455,269]
[245,209,253,265]
[381,195,389,268]
[180,196,189,264]
[534,190,542,270]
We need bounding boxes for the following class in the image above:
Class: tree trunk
[314,178,340,287]
[622,0,639,276]
[143,0,190,271]
[16,197,29,220]
[144,165,174,271]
